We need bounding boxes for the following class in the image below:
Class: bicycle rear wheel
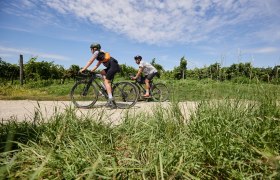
[151,83,169,101]
[70,80,99,108]
[112,82,138,109]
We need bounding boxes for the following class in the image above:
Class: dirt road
[0,100,197,125]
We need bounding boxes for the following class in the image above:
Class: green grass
[0,86,279,179]
[1,79,279,101]
[0,82,72,100]
[168,79,280,101]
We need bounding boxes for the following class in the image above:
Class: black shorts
[103,59,121,80]
[145,72,158,81]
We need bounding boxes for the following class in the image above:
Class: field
[0,79,280,179]
[1,78,279,101]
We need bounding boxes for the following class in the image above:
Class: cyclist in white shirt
[131,55,158,98]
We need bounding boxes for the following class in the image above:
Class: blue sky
[0,0,279,70]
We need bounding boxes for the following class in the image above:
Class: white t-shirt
[139,61,157,75]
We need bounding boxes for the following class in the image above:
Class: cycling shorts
[145,72,158,81]
[103,59,121,80]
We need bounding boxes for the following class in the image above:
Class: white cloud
[0,46,69,61]
[42,0,279,44]
[4,0,280,45]
[253,25,280,43]
[244,47,279,54]
[0,26,33,33]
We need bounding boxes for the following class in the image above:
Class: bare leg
[144,79,150,96]
[104,78,112,97]
[101,70,112,98]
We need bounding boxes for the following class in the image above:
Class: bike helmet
[134,55,142,60]
[90,43,101,50]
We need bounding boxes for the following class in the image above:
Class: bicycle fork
[82,79,93,96]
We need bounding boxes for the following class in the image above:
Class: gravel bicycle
[70,72,138,109]
[130,75,170,102]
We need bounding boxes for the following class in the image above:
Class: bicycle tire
[131,82,142,100]
[151,83,169,102]
[70,80,99,108]
[112,82,138,109]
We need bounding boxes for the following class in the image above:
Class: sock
[108,93,113,99]
[146,90,149,95]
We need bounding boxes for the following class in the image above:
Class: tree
[119,64,136,78]
[179,56,187,79]
[208,62,221,80]
[65,64,80,79]
[24,57,66,81]
[272,65,280,83]
[0,58,19,84]
[172,56,187,80]
[151,58,164,77]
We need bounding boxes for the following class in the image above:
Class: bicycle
[129,74,170,102]
[70,72,138,109]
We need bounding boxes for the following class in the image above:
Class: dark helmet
[90,43,101,50]
[134,55,142,60]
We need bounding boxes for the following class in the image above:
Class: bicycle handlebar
[77,71,102,79]
[128,73,135,79]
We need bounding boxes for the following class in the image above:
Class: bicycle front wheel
[70,80,99,108]
[151,83,169,101]
[112,82,138,109]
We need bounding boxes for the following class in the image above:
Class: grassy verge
[1,79,279,101]
[168,79,280,101]
[0,89,279,179]
[0,83,72,100]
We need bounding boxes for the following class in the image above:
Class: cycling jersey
[93,50,120,80]
[139,61,157,76]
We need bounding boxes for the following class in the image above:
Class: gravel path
[0,100,197,125]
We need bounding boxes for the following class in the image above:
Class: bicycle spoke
[113,82,138,109]
[70,81,98,108]
[151,83,169,101]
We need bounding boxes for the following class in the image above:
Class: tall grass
[1,88,279,179]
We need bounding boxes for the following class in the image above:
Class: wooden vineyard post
[19,54,24,86]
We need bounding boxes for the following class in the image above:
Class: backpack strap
[101,52,111,63]
[97,52,111,62]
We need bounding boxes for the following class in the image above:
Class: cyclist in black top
[80,43,120,106]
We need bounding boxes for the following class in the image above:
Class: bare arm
[132,67,143,80]
[91,61,102,72]
[80,54,97,72]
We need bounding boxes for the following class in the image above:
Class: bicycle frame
[82,76,94,96]
[128,74,169,102]
[71,72,138,109]
[82,73,129,100]
[131,79,155,97]
[81,73,108,99]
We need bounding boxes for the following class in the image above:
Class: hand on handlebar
[79,68,95,74]
[131,76,137,80]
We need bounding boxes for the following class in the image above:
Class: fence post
[19,54,23,86]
